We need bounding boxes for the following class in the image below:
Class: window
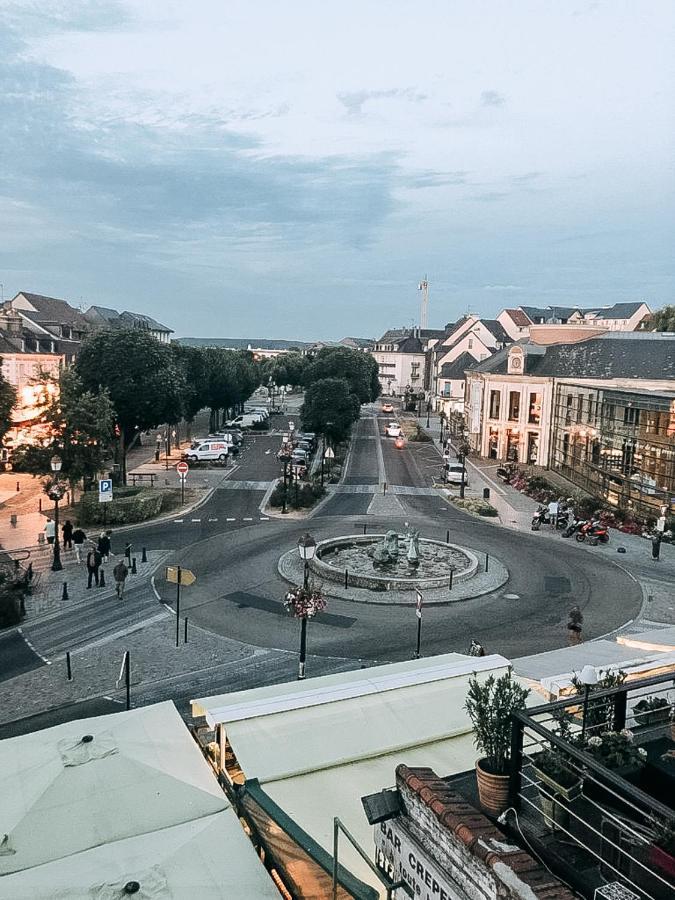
[508,391,520,421]
[468,339,473,349]
[623,406,640,427]
[528,392,541,425]
[565,394,573,426]
[489,390,501,419]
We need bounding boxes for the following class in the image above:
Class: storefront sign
[375,819,460,900]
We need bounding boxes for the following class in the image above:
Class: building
[372,329,430,396]
[466,333,675,515]
[498,302,651,340]
[84,305,173,343]
[3,292,90,362]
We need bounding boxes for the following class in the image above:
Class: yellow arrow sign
[165,566,196,586]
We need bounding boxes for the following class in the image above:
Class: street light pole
[297,533,317,681]
[579,665,598,739]
[49,455,63,572]
[282,458,289,514]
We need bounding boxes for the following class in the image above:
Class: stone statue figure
[368,530,399,566]
[405,524,420,567]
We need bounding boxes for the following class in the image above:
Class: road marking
[191,518,201,522]
[174,519,184,523]
[259,516,269,521]
[17,628,51,665]
[504,593,520,600]
[226,517,236,522]
[208,517,218,522]
[243,517,253,521]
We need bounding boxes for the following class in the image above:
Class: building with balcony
[372,329,431,396]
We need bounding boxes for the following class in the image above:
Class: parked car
[225,414,262,428]
[209,430,243,445]
[381,403,394,414]
[394,436,405,450]
[248,407,269,419]
[297,440,313,453]
[298,432,317,448]
[183,441,229,464]
[385,422,402,438]
[445,463,468,486]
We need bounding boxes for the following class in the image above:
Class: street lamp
[579,665,598,740]
[457,452,466,499]
[279,450,292,514]
[296,533,317,680]
[49,454,64,572]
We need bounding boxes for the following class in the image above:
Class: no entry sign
[176,461,189,476]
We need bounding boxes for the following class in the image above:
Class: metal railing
[509,672,675,899]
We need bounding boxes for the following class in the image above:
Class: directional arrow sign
[165,566,196,586]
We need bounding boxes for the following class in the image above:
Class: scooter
[496,464,516,484]
[531,506,570,531]
[575,520,610,545]
[562,517,585,538]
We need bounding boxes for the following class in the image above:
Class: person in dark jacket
[62,520,74,550]
[72,527,87,563]
[86,547,102,588]
[97,532,111,563]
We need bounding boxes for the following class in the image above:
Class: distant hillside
[176,337,312,350]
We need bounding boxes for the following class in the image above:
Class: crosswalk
[328,483,440,497]
[21,585,168,661]
[217,480,273,491]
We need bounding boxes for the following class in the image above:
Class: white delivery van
[226,414,262,428]
[185,441,229,463]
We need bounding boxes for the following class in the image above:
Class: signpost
[176,461,189,504]
[99,478,113,527]
[414,589,423,659]
[166,566,197,647]
[324,445,335,482]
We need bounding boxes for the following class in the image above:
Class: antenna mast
[418,275,429,330]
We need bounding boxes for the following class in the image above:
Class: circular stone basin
[310,534,478,592]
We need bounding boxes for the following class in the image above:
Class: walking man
[547,498,559,530]
[651,531,662,562]
[62,519,74,551]
[86,546,102,588]
[113,559,129,599]
[98,531,111,563]
[44,518,55,545]
[72,526,86,563]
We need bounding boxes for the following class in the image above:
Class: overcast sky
[1,1,673,339]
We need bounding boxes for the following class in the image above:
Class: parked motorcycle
[496,464,516,484]
[531,505,570,531]
[562,517,585,538]
[575,520,610,545]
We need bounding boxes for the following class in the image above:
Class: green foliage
[269,481,325,510]
[171,344,208,421]
[584,729,647,770]
[262,352,307,388]
[465,670,530,775]
[452,498,498,517]
[301,377,360,443]
[78,487,186,525]
[304,347,380,404]
[0,371,17,444]
[571,669,627,733]
[0,567,30,627]
[645,305,675,332]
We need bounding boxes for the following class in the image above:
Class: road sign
[98,479,113,503]
[176,461,189,476]
[415,589,424,619]
[288,421,295,431]
[165,566,196,586]
[324,447,335,459]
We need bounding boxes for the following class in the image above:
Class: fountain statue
[405,524,420,568]
[368,530,399,566]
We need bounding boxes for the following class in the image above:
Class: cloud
[337,87,427,116]
[403,170,469,189]
[480,90,506,107]
[483,284,523,292]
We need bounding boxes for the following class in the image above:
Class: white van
[185,441,229,463]
[226,414,262,428]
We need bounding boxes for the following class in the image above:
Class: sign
[176,461,189,476]
[375,819,457,900]
[324,447,335,459]
[415,589,423,619]
[98,479,113,503]
[288,421,295,432]
[165,566,196,586]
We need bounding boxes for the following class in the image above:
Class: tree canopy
[301,377,360,443]
[303,347,380,404]
[645,305,675,332]
[0,371,16,444]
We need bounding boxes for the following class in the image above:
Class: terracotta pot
[476,758,510,816]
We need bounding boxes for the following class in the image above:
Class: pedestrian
[547,498,559,530]
[98,531,111,563]
[62,519,74,550]
[651,531,662,561]
[86,546,102,588]
[72,526,86,563]
[44,518,55,545]
[113,559,129,599]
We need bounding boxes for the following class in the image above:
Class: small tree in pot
[465,670,530,816]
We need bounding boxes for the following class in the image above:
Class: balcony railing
[509,672,675,900]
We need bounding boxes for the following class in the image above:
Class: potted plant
[634,696,671,729]
[465,670,530,816]
[649,818,675,880]
[585,729,648,779]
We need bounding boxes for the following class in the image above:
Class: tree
[171,344,209,426]
[301,377,359,443]
[10,369,115,488]
[0,371,17,445]
[645,305,675,332]
[304,347,380,403]
[76,329,187,482]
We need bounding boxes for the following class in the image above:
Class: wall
[374,350,426,395]
[477,376,554,466]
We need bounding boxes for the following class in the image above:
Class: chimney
[0,310,22,335]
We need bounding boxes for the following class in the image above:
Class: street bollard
[344,568,349,589]
[449,569,454,591]
[184,617,188,644]
[141,547,148,563]
[124,543,132,562]
[27,562,33,580]
[446,529,450,544]
[38,498,42,513]
[362,523,367,535]
[383,482,387,495]
[62,582,69,601]
[485,553,489,573]
[16,480,19,492]
[99,569,106,588]
[66,652,73,681]
[131,558,137,575]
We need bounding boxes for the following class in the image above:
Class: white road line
[243,517,253,521]
[174,519,184,523]
[226,517,236,522]
[17,628,51,665]
[259,517,269,521]
[207,517,218,522]
[191,518,201,522]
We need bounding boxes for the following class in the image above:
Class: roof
[84,305,121,325]
[439,352,476,380]
[468,341,547,375]
[503,308,531,327]
[581,301,648,320]
[376,328,412,343]
[0,700,277,898]
[480,318,511,345]
[536,334,675,379]
[12,292,89,328]
[119,310,173,333]
[519,305,579,324]
[192,652,511,895]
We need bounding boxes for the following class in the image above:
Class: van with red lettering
[184,441,229,464]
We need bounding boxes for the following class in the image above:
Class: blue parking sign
[99,479,113,503]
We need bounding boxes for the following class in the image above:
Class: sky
[0,1,673,340]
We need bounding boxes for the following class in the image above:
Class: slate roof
[376,328,413,343]
[519,301,648,325]
[439,352,476,380]
[395,335,424,353]
[520,305,579,324]
[13,292,89,329]
[582,301,647,320]
[481,319,511,345]
[119,311,173,333]
[468,341,546,375]
[536,334,675,379]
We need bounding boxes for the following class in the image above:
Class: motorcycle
[562,517,585,538]
[575,520,610,545]
[531,505,570,532]
[496,463,516,484]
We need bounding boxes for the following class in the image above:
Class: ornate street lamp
[579,665,598,740]
[49,454,64,572]
[285,533,324,680]
[297,532,316,589]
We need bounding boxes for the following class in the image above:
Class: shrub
[0,568,31,627]
[465,670,530,775]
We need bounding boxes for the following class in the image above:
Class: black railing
[509,672,675,900]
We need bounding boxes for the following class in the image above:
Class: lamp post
[49,454,63,572]
[457,452,466,499]
[426,402,431,428]
[279,452,291,514]
[579,665,598,740]
[296,533,317,680]
[164,432,169,470]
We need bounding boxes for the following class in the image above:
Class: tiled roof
[468,341,547,375]
[396,335,424,353]
[504,308,531,327]
[584,301,647,320]
[519,305,579,324]
[397,765,576,900]
[377,328,412,343]
[439,352,476,380]
[481,319,511,345]
[536,333,675,379]
[14,293,89,328]
[119,311,173,333]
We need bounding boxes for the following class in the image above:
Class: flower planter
[583,763,642,805]
[531,765,582,803]
[532,765,581,833]
[476,759,510,816]
[649,845,675,880]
